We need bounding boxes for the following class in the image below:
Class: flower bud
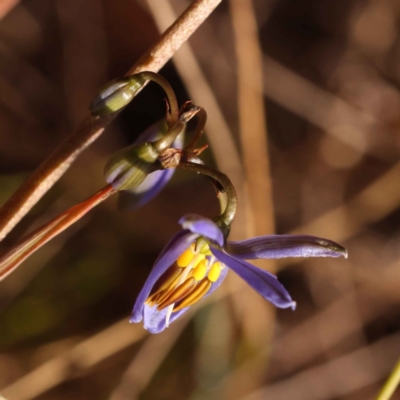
[89,75,146,116]
[104,142,159,191]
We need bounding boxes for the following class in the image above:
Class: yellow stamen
[176,244,195,267]
[156,254,204,306]
[208,261,223,282]
[192,259,208,281]
[157,277,196,310]
[173,279,212,312]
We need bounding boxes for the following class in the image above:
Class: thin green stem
[177,161,238,231]
[140,71,180,123]
[376,358,400,400]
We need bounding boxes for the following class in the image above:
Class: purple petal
[226,235,347,260]
[142,263,229,333]
[179,214,224,246]
[130,230,198,325]
[134,119,168,144]
[211,248,296,310]
[118,169,174,210]
[143,304,190,334]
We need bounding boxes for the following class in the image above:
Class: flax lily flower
[130,214,347,334]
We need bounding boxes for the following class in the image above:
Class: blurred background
[1,0,400,399]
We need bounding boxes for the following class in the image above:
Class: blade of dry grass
[108,317,190,400]
[240,332,400,400]
[1,318,147,400]
[214,252,400,395]
[262,54,393,160]
[224,2,277,397]
[289,161,400,241]
[0,284,237,400]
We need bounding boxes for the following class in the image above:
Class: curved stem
[140,71,179,123]
[177,161,238,228]
[185,107,207,152]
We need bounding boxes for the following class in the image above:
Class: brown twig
[0,0,222,242]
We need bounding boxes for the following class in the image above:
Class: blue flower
[130,214,347,333]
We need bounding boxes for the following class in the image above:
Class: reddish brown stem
[0,185,116,281]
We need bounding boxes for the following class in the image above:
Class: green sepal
[89,75,146,116]
[104,142,159,191]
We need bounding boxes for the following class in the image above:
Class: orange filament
[146,265,182,303]
[146,291,166,307]
[157,276,196,310]
[173,279,212,312]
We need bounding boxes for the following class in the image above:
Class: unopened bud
[104,142,159,190]
[89,75,146,116]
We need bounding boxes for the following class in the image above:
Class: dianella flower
[131,214,347,334]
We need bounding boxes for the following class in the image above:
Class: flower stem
[185,107,207,152]
[0,184,116,281]
[139,71,180,124]
[177,161,238,230]
[375,358,400,400]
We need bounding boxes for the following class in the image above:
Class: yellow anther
[192,259,207,281]
[208,261,223,282]
[177,244,195,267]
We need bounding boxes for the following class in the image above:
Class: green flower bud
[89,74,146,116]
[104,142,159,190]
